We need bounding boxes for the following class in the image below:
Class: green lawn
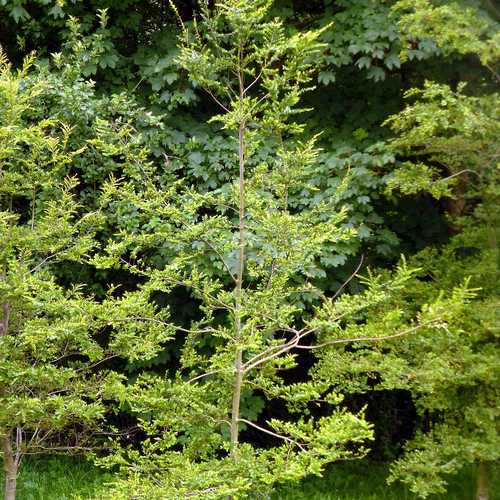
[273,461,500,500]
[0,457,111,500]
[1,457,498,499]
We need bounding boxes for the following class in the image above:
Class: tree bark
[445,173,468,235]
[0,302,9,337]
[230,351,243,461]
[475,461,489,500]
[229,62,247,461]
[2,433,18,500]
[2,275,17,500]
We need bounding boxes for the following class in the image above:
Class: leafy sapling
[0,52,170,500]
[96,2,469,498]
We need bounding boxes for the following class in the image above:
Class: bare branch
[74,354,119,372]
[252,92,270,110]
[244,69,262,94]
[198,238,237,283]
[242,330,302,373]
[485,63,500,84]
[29,249,66,274]
[295,320,441,351]
[242,324,319,374]
[109,316,217,335]
[174,325,219,335]
[187,369,223,384]
[203,87,230,113]
[440,168,479,182]
[237,418,306,452]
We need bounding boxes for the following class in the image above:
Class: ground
[1,457,498,499]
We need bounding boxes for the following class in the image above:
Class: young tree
[0,52,170,500]
[94,2,470,498]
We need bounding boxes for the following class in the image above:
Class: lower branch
[237,418,306,452]
[296,320,442,351]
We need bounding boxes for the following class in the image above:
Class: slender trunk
[2,433,17,500]
[446,173,468,234]
[475,461,489,500]
[229,61,247,460]
[230,348,243,461]
[1,277,17,500]
[0,279,9,338]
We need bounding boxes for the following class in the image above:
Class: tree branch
[295,320,442,351]
[198,238,237,283]
[244,69,262,94]
[187,369,223,384]
[237,418,306,452]
[331,254,364,301]
[203,87,230,113]
[29,249,67,274]
[242,330,304,373]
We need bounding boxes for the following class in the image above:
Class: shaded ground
[0,457,498,499]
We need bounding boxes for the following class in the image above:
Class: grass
[273,461,500,500]
[0,457,498,499]
[0,457,111,500]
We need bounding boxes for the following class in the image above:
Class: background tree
[0,52,170,500]
[312,31,499,497]
[381,71,498,500]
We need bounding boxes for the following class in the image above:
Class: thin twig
[485,63,500,84]
[252,92,270,110]
[332,254,364,301]
[440,169,479,182]
[74,354,119,372]
[203,87,230,113]
[242,330,304,373]
[199,238,237,283]
[30,250,66,273]
[174,325,219,335]
[109,316,218,335]
[244,69,262,94]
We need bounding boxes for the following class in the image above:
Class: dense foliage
[0,0,498,499]
[0,51,175,500]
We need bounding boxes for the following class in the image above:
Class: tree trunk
[2,434,18,500]
[1,280,17,499]
[0,295,10,338]
[229,66,247,460]
[230,351,243,461]
[475,461,489,500]
[445,173,469,234]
